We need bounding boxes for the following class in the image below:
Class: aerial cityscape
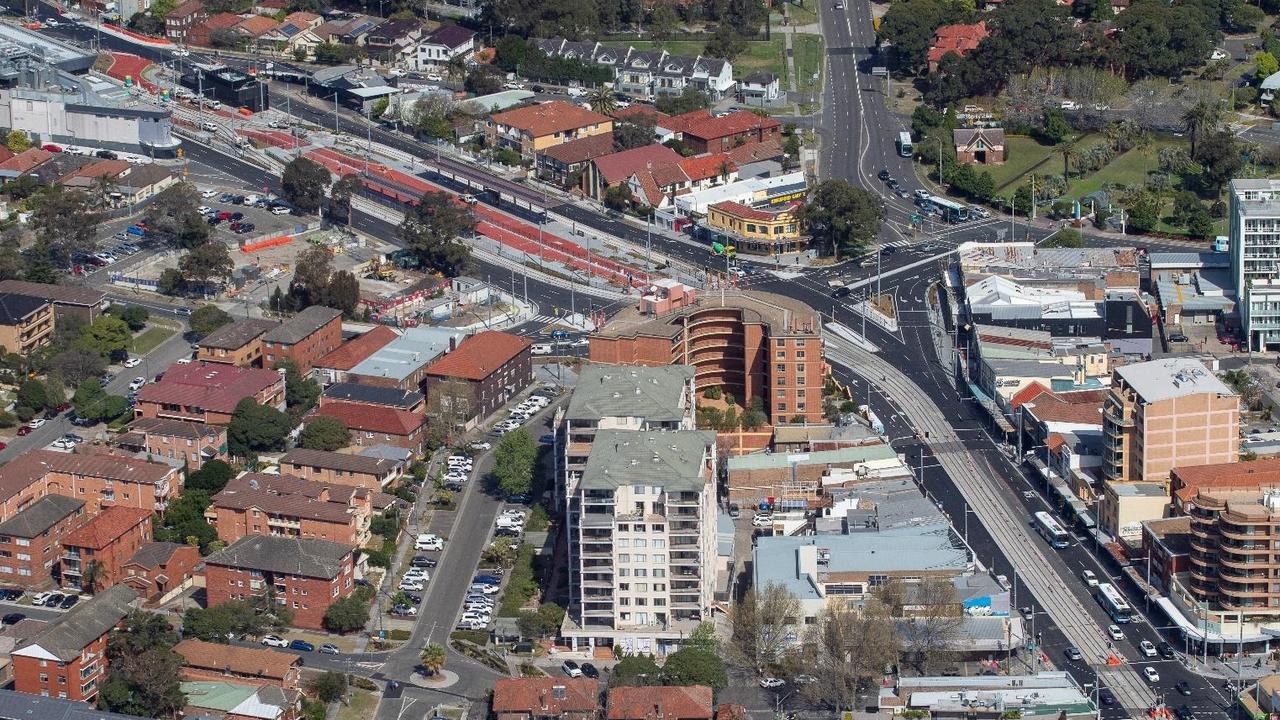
[0,0,1266,718]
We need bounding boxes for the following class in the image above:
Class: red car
[41,143,62,153]
[16,427,30,437]
[217,211,231,221]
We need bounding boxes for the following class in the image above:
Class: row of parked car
[491,393,551,436]
[74,237,142,271]
[260,635,340,654]
[456,571,502,631]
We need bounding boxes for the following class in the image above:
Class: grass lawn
[128,327,174,355]
[336,690,377,720]
[776,0,819,26]
[987,136,1059,190]
[1064,137,1181,200]
[794,34,824,93]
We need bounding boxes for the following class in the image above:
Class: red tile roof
[608,686,714,720]
[660,110,713,135]
[928,21,989,64]
[0,450,174,504]
[1173,458,1280,493]
[235,14,279,36]
[1019,389,1105,426]
[0,148,53,174]
[424,331,530,382]
[137,362,283,415]
[489,101,611,139]
[493,678,599,715]
[591,144,685,186]
[59,506,151,550]
[679,153,735,183]
[174,638,299,680]
[541,133,617,166]
[612,105,669,123]
[726,138,784,166]
[200,12,242,32]
[1009,381,1051,410]
[664,110,780,142]
[311,401,425,437]
[315,326,399,372]
[169,0,205,18]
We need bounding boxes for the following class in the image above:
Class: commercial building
[1141,516,1191,593]
[1098,481,1169,541]
[895,672,1094,720]
[0,495,85,588]
[671,172,807,217]
[1100,358,1239,484]
[726,444,908,508]
[590,284,825,425]
[562,429,718,654]
[261,306,343,373]
[120,542,200,603]
[346,326,462,392]
[487,101,613,160]
[1228,179,1280,351]
[58,506,153,592]
[173,638,301,690]
[181,65,269,113]
[202,535,357,630]
[701,200,804,256]
[207,472,379,548]
[0,450,180,518]
[11,585,136,703]
[135,362,286,425]
[112,418,228,471]
[0,293,52,355]
[195,318,278,367]
[492,678,602,720]
[312,325,399,385]
[422,330,533,429]
[278,448,398,490]
[0,280,107,323]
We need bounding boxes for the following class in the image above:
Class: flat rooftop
[348,326,462,382]
[567,364,693,423]
[596,289,821,340]
[1114,358,1234,403]
[581,429,715,492]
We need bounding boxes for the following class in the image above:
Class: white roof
[1113,358,1234,403]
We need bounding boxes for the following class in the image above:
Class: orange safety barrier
[1105,654,1122,666]
[240,235,291,253]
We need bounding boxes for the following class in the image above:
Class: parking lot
[197,189,304,241]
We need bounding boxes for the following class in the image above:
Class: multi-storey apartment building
[589,284,825,426]
[0,450,180,519]
[207,472,378,547]
[561,428,718,655]
[1230,179,1280,351]
[58,506,153,592]
[11,585,136,703]
[1100,358,1239,485]
[202,535,356,630]
[1187,486,1280,615]
[0,293,52,355]
[0,495,85,588]
[135,362,285,425]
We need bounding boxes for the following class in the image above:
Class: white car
[752,513,774,527]
[469,583,500,595]
[261,634,288,648]
[172,48,189,57]
[48,438,74,451]
[1108,624,1124,641]
[1060,100,1081,110]
[201,121,218,133]
[123,357,141,368]
[1081,570,1098,587]
[44,18,59,26]
[1143,666,1159,683]
[471,441,492,451]
[129,377,146,391]
[562,660,582,677]
[199,189,217,199]
[447,455,471,465]
[426,73,443,82]
[1211,48,1229,60]
[26,418,46,430]
[760,677,785,689]
[1139,640,1157,657]
[415,534,444,551]
[398,579,425,591]
[31,591,56,605]
[461,611,491,623]
[271,205,292,215]
[969,206,990,219]
[404,570,430,583]
[457,619,486,630]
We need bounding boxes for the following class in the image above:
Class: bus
[897,131,913,158]
[1033,511,1070,549]
[1095,583,1135,624]
[926,195,970,223]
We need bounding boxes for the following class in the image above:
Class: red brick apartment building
[659,110,781,154]
[173,638,301,690]
[202,535,356,630]
[59,506,153,592]
[308,401,427,453]
[278,448,399,491]
[115,418,228,471]
[165,0,207,42]
[135,362,286,425]
[120,542,200,603]
[0,450,180,520]
[206,472,377,547]
[492,678,602,720]
[11,585,136,702]
[423,330,533,429]
[589,284,826,425]
[261,306,343,373]
[0,495,85,588]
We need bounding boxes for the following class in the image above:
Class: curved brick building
[589,281,825,425]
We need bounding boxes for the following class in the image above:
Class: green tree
[877,0,949,70]
[275,357,320,417]
[704,24,746,60]
[30,187,103,268]
[322,594,370,633]
[281,157,330,213]
[604,184,633,211]
[798,180,884,258]
[1039,108,1072,145]
[327,174,361,225]
[308,672,347,703]
[189,305,233,336]
[323,270,361,318]
[1042,228,1084,248]
[153,491,218,551]
[16,379,48,411]
[178,241,235,287]
[686,622,719,653]
[186,459,235,494]
[661,647,728,690]
[1126,191,1161,234]
[227,397,293,458]
[110,304,150,332]
[97,611,186,719]
[399,191,475,276]
[421,643,447,675]
[1187,208,1214,239]
[299,416,350,451]
[493,427,537,496]
[52,347,107,384]
[144,183,211,250]
[1181,101,1222,158]
[1194,130,1245,191]
[650,2,679,39]
[654,87,711,115]
[1258,50,1279,81]
[611,653,660,687]
[157,268,185,297]
[181,598,283,642]
[78,315,132,361]
[5,130,29,153]
[588,85,618,116]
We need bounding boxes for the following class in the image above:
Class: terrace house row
[533,38,736,101]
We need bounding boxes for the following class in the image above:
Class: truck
[1213,235,1229,253]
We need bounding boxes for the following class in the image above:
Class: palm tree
[1056,140,1077,179]
[588,86,617,116]
[80,559,103,595]
[421,643,447,676]
[1182,101,1221,158]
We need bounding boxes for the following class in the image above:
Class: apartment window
[652,539,665,548]
[15,538,29,547]
[619,568,630,577]
[797,404,806,412]
[634,554,647,562]
[796,338,806,347]
[653,569,666,578]
[776,339,785,347]
[619,597,631,606]
[16,553,30,561]
[635,597,648,606]
[634,569,648,577]
[617,539,629,548]
[797,363,806,372]
[618,583,629,591]
[653,554,666,563]
[868,574,889,587]
[777,389,786,398]
[797,390,806,398]
[654,583,666,591]
[635,583,649,592]
[39,674,47,683]
[797,352,806,359]
[776,364,785,373]
[634,539,647,548]
[618,554,630,562]
[778,403,787,411]
[776,351,785,359]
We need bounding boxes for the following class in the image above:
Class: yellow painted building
[0,293,52,355]
[486,100,613,159]
[706,200,805,255]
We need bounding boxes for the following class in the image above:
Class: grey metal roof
[566,365,693,423]
[357,445,412,463]
[203,535,352,579]
[1148,252,1230,269]
[322,382,423,409]
[262,306,341,345]
[0,495,83,539]
[581,429,714,492]
[126,541,186,569]
[15,585,136,661]
[348,326,461,382]
[0,293,47,324]
[198,318,278,349]
[0,688,152,720]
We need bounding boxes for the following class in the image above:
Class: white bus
[1033,511,1070,549]
[897,131,913,158]
[1095,582,1135,624]
[926,195,970,223]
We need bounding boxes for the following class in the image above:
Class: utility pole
[334,92,339,134]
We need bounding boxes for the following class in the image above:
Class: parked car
[398,579,425,591]
[471,441,492,451]
[752,513,774,527]
[319,643,340,655]
[759,677,785,689]
[261,635,289,648]
[391,604,417,616]
[531,343,553,355]
[288,639,315,652]
[1,613,24,625]
[59,595,79,609]
[415,534,444,551]
[580,662,599,679]
[562,660,582,677]
[410,556,437,568]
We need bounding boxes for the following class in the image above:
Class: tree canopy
[493,427,537,496]
[189,305,233,336]
[281,158,330,213]
[798,180,884,257]
[227,398,293,458]
[399,191,475,276]
[144,183,212,249]
[299,416,351,451]
[97,611,185,719]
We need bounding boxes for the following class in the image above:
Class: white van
[531,343,553,355]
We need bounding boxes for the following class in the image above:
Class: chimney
[540,689,548,711]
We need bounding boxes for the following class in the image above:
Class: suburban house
[278,448,400,490]
[256,11,323,56]
[235,15,282,47]
[0,450,181,519]
[927,21,989,73]
[607,686,714,720]
[165,0,208,43]
[180,681,296,720]
[260,306,344,373]
[312,326,401,386]
[311,15,381,45]
[739,71,781,105]
[58,506,153,593]
[953,127,1006,165]
[188,12,242,48]
[307,400,428,452]
[422,330,533,429]
[660,110,781,154]
[486,101,614,160]
[533,38,735,100]
[0,293,53,355]
[173,638,302,690]
[134,362,286,425]
[537,133,617,187]
[196,318,278,367]
[10,585,137,703]
[0,495,85,589]
[113,418,228,470]
[0,280,108,322]
[365,18,423,67]
[120,542,200,604]
[206,472,378,548]
[586,143,690,208]
[414,24,475,70]
[202,535,357,630]
[492,678,602,720]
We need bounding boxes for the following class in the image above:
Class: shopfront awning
[965,382,1015,433]
[1154,596,1269,644]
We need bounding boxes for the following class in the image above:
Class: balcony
[1103,405,1133,428]
[267,517,301,530]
